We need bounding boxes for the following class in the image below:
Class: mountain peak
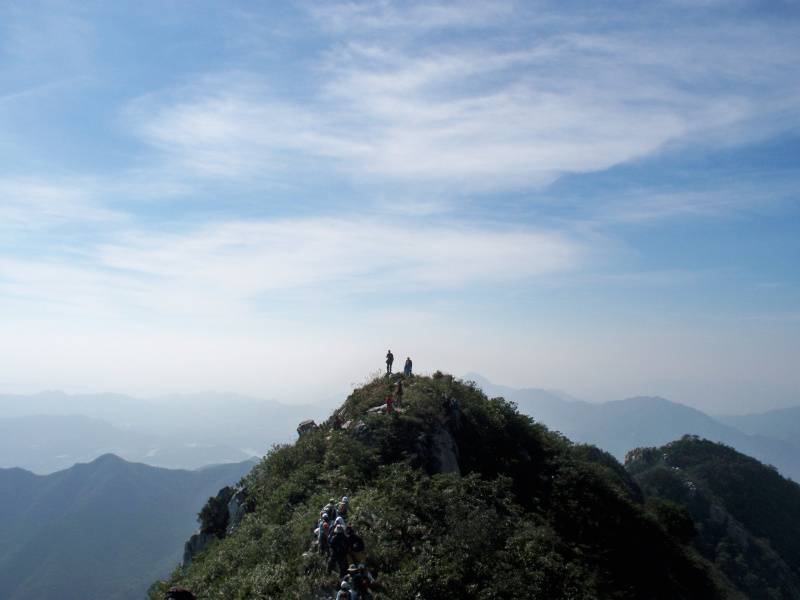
[154,371,729,600]
[91,453,126,463]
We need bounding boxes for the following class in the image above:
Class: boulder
[297,420,317,437]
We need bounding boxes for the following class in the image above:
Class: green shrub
[198,486,234,537]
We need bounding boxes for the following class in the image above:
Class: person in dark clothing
[344,563,375,600]
[394,379,404,407]
[385,350,394,374]
[403,357,412,377]
[328,524,350,576]
[346,525,366,565]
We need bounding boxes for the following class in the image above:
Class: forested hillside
[627,436,800,600]
[152,373,734,599]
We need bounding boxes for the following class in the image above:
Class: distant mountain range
[718,405,800,446]
[0,414,251,473]
[0,455,255,600]
[466,373,800,481]
[0,391,326,473]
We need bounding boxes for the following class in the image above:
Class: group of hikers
[385,350,412,377]
[313,496,376,599]
[167,353,417,600]
[384,350,412,415]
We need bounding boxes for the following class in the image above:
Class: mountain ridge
[469,373,800,480]
[628,435,800,598]
[152,372,735,599]
[0,454,255,600]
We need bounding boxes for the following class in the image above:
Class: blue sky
[0,0,798,412]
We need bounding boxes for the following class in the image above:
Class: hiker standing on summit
[385,350,394,375]
[403,357,412,377]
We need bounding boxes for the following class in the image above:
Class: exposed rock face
[297,420,316,436]
[184,485,253,566]
[428,426,461,475]
[182,531,215,566]
[226,486,249,535]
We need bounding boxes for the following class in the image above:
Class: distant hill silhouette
[0,414,253,473]
[0,391,323,471]
[467,373,800,480]
[718,405,800,446]
[0,455,255,600]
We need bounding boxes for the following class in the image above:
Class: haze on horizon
[1,1,798,415]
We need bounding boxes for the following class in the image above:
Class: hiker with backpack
[403,356,412,377]
[324,498,338,522]
[337,580,354,600]
[337,496,350,520]
[342,564,367,600]
[328,524,350,576]
[317,512,331,556]
[344,562,376,600]
[385,350,394,374]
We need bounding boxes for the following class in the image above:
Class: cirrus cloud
[125,1,800,192]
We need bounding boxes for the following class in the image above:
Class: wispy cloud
[0,179,124,230]
[589,181,799,225]
[0,216,583,320]
[124,2,800,195]
[308,0,515,32]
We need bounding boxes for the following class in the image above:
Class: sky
[0,0,798,413]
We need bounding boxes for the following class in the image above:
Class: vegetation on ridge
[628,436,800,599]
[151,372,728,599]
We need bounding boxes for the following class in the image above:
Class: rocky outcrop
[297,420,316,437]
[226,486,249,535]
[182,531,215,566]
[427,426,461,475]
[183,485,252,566]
